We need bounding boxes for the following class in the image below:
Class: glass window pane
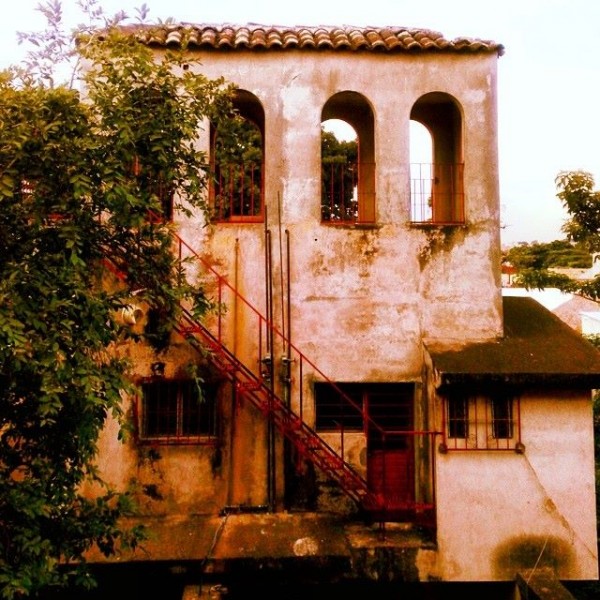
[491,395,513,439]
[447,395,468,439]
[314,382,363,431]
[142,381,177,437]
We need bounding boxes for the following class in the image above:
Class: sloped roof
[427,296,600,388]
[118,23,504,56]
[553,294,600,332]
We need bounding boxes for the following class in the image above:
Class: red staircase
[172,234,391,511]
[107,221,437,519]
[176,305,381,511]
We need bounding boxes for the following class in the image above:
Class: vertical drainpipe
[282,228,293,508]
[278,196,293,508]
[226,239,240,507]
[264,210,275,510]
[285,229,291,386]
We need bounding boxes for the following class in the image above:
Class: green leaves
[508,171,600,301]
[556,170,600,252]
[0,2,236,597]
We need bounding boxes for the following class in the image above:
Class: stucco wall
[434,390,598,581]
[181,48,503,372]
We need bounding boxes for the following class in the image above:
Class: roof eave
[435,372,600,390]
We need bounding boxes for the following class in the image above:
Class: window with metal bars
[410,162,465,224]
[314,382,414,434]
[212,159,263,221]
[211,90,264,223]
[320,92,376,224]
[443,391,520,451]
[314,382,364,431]
[410,93,465,225]
[137,379,218,444]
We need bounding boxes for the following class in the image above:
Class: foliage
[556,170,600,252]
[510,171,600,299]
[0,1,235,596]
[212,115,263,218]
[321,128,358,221]
[505,239,592,270]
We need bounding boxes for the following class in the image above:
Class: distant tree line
[504,239,592,271]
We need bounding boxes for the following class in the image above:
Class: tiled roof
[119,23,504,56]
[553,294,599,332]
[427,296,600,388]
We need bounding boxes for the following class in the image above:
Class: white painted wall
[435,390,598,581]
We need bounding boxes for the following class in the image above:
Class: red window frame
[442,391,522,452]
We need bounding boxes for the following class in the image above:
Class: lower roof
[427,296,600,388]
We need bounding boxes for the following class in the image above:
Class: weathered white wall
[183,48,503,377]
[176,47,504,521]
[434,390,598,581]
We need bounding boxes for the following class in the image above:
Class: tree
[514,170,600,299]
[213,115,263,218]
[504,239,592,271]
[0,2,235,596]
[321,128,358,221]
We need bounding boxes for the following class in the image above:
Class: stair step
[170,278,373,512]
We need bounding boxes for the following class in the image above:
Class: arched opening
[211,90,264,222]
[321,120,358,222]
[321,92,375,223]
[410,93,464,224]
[409,120,434,222]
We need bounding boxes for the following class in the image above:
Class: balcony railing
[410,163,464,225]
[212,162,263,222]
[321,161,376,224]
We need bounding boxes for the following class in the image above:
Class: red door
[365,387,415,521]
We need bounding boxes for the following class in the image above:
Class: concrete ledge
[84,513,437,583]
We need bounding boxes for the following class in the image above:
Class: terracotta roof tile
[282,29,299,47]
[266,29,282,48]
[297,27,316,48]
[118,23,504,56]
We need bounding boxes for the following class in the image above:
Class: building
[87,23,600,597]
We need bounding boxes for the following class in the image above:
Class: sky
[1,0,599,247]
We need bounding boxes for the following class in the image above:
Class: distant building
[549,252,600,281]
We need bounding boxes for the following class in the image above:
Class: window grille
[321,161,376,224]
[443,392,521,451]
[137,379,218,445]
[212,162,263,221]
[314,381,364,431]
[410,163,465,225]
[321,160,359,223]
[447,394,469,440]
[314,382,414,433]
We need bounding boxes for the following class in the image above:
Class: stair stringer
[176,307,383,513]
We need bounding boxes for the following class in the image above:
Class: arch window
[410,93,464,225]
[321,92,375,224]
[211,90,264,222]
